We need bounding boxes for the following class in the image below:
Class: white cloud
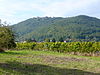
[0,0,100,24]
[36,0,100,17]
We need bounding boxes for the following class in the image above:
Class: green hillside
[12,15,100,42]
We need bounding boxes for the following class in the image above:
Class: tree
[0,23,16,51]
[26,38,36,42]
[59,37,64,42]
[44,38,50,42]
[0,19,1,26]
[52,38,56,42]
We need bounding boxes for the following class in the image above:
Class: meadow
[0,50,100,75]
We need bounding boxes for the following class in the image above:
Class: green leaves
[0,26,16,49]
[16,42,100,53]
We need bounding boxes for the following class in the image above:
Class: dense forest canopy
[12,15,100,42]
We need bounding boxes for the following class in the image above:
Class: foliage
[16,42,36,50]
[16,42,100,54]
[44,38,50,42]
[12,15,100,42]
[59,37,64,42]
[0,26,16,49]
[52,38,56,42]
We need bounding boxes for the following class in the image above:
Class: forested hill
[12,15,100,42]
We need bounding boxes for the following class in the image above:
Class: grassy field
[0,50,100,75]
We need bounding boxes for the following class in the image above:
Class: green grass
[0,50,100,75]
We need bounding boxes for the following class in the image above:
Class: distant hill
[12,15,100,42]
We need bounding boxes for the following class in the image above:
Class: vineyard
[0,42,100,74]
[16,42,100,56]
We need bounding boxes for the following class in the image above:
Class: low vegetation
[0,50,100,75]
[16,42,100,56]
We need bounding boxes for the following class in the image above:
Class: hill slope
[12,15,100,42]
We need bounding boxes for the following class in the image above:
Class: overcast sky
[0,0,100,24]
